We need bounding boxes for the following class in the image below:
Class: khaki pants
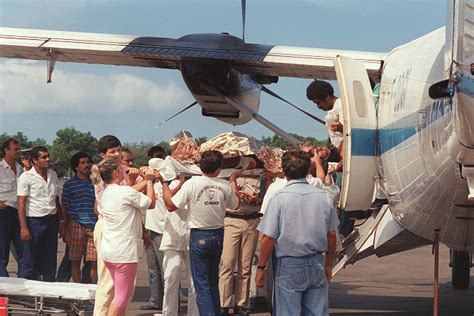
[219,217,260,308]
[93,217,114,316]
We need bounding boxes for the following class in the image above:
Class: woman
[96,158,157,316]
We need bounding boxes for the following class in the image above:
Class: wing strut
[200,84,300,146]
[156,101,198,127]
[262,86,326,125]
[47,49,58,83]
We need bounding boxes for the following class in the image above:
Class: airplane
[0,0,472,292]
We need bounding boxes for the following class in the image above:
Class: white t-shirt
[171,176,239,230]
[159,206,190,251]
[100,184,151,263]
[145,181,174,234]
[332,98,344,123]
[17,167,59,217]
[261,176,324,215]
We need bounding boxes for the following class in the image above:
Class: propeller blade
[262,86,326,125]
[156,101,198,127]
[241,0,246,42]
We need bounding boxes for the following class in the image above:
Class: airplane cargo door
[334,55,378,211]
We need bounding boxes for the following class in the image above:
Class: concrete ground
[5,242,474,315]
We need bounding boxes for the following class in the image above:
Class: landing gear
[450,250,471,290]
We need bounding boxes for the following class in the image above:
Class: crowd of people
[0,79,353,316]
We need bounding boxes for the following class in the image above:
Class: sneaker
[140,305,162,311]
[221,307,230,316]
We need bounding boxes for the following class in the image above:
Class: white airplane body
[0,0,472,288]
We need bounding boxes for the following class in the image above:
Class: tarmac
[5,242,474,315]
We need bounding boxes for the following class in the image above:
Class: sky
[0,0,446,144]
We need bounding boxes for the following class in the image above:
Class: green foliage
[123,141,169,167]
[49,127,98,177]
[261,133,325,149]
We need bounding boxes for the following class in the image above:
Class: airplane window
[353,81,368,118]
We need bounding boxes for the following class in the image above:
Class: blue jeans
[20,215,58,281]
[275,254,328,316]
[189,228,224,316]
[0,207,23,277]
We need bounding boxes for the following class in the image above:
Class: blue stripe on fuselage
[351,99,451,157]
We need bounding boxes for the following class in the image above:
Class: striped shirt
[62,175,96,228]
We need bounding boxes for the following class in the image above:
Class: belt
[225,212,262,220]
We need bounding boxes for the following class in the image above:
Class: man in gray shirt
[255,150,338,316]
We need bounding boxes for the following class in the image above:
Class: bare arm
[255,234,276,288]
[17,196,31,241]
[143,170,157,209]
[312,153,326,181]
[325,230,337,282]
[162,182,178,212]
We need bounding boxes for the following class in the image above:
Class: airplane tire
[451,251,470,290]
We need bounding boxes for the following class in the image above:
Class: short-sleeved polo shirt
[257,179,339,258]
[61,175,96,228]
[17,167,59,217]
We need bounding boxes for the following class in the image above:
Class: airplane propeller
[156,100,198,127]
[241,0,246,42]
[261,86,326,125]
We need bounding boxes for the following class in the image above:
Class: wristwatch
[257,264,267,270]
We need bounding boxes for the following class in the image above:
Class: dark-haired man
[255,151,338,315]
[0,139,23,277]
[62,152,97,283]
[17,146,62,281]
[161,150,241,316]
[141,145,167,311]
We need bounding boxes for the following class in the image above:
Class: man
[219,174,262,316]
[255,151,338,316]
[141,145,167,311]
[17,146,62,281]
[62,152,97,283]
[0,139,23,277]
[162,150,241,316]
[306,80,354,236]
[121,147,134,167]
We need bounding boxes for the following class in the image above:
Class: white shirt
[332,98,344,123]
[171,176,239,230]
[159,206,190,251]
[0,159,23,209]
[100,184,151,263]
[17,167,59,217]
[145,181,178,234]
[261,176,324,215]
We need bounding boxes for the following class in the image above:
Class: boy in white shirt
[161,150,241,316]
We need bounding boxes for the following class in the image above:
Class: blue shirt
[257,179,339,258]
[61,175,96,228]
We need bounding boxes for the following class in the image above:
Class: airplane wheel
[452,251,470,290]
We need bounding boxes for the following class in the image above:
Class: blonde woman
[94,158,156,316]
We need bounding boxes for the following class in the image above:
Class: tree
[49,127,98,177]
[261,133,325,149]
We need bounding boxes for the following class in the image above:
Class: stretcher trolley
[0,277,95,315]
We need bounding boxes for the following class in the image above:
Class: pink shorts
[104,261,137,310]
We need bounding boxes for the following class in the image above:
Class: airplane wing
[0,27,385,80]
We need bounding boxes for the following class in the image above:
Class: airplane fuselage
[378,28,474,251]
